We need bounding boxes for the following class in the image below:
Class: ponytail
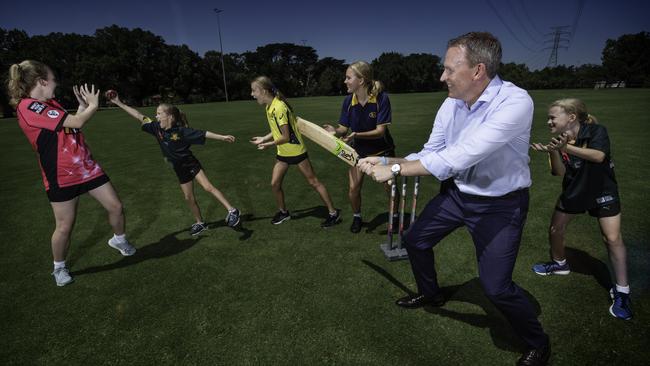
[585,113,598,124]
[549,98,597,124]
[6,60,49,107]
[159,103,189,127]
[370,80,384,97]
[348,61,384,97]
[251,75,293,112]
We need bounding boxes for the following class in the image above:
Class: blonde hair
[251,75,293,111]
[550,98,598,124]
[6,60,50,107]
[348,61,384,96]
[159,103,189,127]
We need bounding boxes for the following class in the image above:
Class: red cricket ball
[105,89,117,100]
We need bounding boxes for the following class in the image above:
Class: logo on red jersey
[47,110,60,119]
[28,101,47,114]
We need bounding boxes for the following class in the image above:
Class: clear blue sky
[2,0,648,70]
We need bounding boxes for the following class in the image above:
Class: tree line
[1,26,648,117]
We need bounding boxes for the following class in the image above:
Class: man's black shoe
[517,343,550,366]
[395,293,445,308]
[350,216,362,233]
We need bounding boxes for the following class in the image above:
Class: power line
[506,0,543,45]
[485,0,540,52]
[569,0,585,43]
[520,0,545,37]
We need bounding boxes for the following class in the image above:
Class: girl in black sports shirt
[530,98,632,320]
[110,92,241,235]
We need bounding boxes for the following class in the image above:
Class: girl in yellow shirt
[250,76,340,228]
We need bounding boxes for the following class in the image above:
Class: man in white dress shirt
[359,32,550,366]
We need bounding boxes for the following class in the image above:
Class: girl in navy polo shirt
[324,61,396,233]
[109,92,241,235]
[530,98,632,320]
[7,60,136,287]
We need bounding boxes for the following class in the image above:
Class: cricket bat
[296,117,359,166]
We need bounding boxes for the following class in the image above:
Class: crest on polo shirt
[170,133,180,141]
[369,112,377,118]
[47,110,60,119]
[28,101,47,114]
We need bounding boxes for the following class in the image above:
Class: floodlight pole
[214,8,229,102]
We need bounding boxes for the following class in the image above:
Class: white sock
[329,210,337,216]
[53,260,66,270]
[353,213,362,218]
[616,284,630,294]
[229,208,237,213]
[112,233,126,243]
[554,259,567,266]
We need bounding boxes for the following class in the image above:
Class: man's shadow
[72,228,204,276]
[362,260,540,352]
[564,246,614,291]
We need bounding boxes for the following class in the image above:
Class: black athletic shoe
[350,216,362,233]
[321,209,342,228]
[190,222,207,236]
[225,208,241,228]
[271,210,291,225]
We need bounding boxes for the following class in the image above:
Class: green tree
[372,52,409,93]
[0,28,30,116]
[309,57,347,96]
[602,32,650,87]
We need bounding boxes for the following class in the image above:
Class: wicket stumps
[380,176,420,261]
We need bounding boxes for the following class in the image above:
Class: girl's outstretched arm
[256,124,290,149]
[250,132,273,149]
[206,131,235,142]
[107,91,148,124]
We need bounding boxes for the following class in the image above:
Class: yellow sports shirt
[265,97,306,157]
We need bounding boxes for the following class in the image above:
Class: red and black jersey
[16,98,105,191]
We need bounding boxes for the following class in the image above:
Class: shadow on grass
[238,206,330,223]
[361,259,542,352]
[206,215,254,241]
[364,212,412,234]
[71,228,203,276]
[564,247,614,291]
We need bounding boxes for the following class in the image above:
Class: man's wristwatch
[391,163,401,177]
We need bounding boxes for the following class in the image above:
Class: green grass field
[1,89,649,365]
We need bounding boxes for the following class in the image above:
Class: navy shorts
[359,149,395,159]
[173,156,203,184]
[47,174,110,202]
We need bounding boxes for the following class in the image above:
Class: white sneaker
[108,237,136,256]
[52,267,74,287]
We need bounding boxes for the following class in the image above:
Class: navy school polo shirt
[142,121,206,165]
[338,91,395,157]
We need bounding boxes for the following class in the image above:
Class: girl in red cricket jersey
[7,60,136,287]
